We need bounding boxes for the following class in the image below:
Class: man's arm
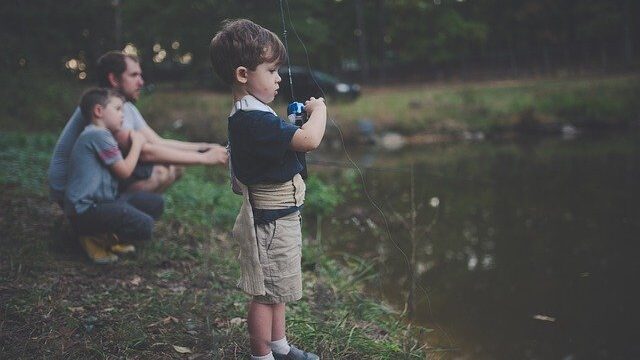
[139,142,228,165]
[138,125,215,152]
[290,97,327,152]
[111,131,146,179]
[115,128,228,166]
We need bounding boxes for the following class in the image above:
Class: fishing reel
[287,101,308,179]
[287,101,307,127]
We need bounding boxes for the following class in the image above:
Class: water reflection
[312,134,640,359]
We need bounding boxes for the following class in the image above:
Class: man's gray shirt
[63,125,123,216]
[47,102,147,202]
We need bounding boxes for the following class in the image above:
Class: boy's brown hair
[79,87,124,121]
[209,19,286,85]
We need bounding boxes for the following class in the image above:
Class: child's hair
[209,19,286,85]
[79,87,124,121]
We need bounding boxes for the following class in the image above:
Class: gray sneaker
[273,345,319,360]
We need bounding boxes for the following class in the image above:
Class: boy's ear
[234,66,248,84]
[93,104,104,119]
[107,72,120,88]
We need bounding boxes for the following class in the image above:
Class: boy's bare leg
[126,165,184,193]
[249,300,274,356]
[271,303,286,341]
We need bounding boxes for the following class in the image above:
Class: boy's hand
[304,97,326,116]
[130,130,147,147]
[114,129,132,151]
[199,144,229,165]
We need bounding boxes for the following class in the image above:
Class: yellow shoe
[79,236,119,264]
[110,243,136,255]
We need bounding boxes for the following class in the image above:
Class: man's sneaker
[273,345,319,360]
[110,243,136,255]
[79,236,119,264]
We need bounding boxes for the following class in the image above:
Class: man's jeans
[71,192,164,242]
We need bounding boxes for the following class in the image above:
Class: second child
[64,88,164,264]
[210,19,326,360]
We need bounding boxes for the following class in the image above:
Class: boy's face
[246,59,281,104]
[101,97,125,133]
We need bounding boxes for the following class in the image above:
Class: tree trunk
[354,0,370,83]
[113,0,122,49]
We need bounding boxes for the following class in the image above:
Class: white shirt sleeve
[123,102,149,131]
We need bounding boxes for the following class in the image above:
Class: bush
[0,70,82,131]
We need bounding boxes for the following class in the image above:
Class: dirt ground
[0,190,256,359]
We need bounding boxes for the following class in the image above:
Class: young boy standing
[64,88,164,264]
[210,19,326,360]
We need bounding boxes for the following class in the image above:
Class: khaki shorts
[252,211,303,304]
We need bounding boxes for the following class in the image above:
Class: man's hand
[304,97,326,116]
[199,144,228,165]
[196,143,220,152]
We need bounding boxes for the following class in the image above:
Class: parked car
[277,66,360,102]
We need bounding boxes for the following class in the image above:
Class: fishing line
[280,0,455,348]
[307,159,495,186]
[278,0,295,101]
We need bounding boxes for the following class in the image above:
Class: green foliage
[4,0,637,88]
[0,132,56,195]
[536,79,640,125]
[304,175,342,218]
[163,167,241,232]
[0,71,82,131]
[0,132,432,359]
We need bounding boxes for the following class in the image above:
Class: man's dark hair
[209,19,286,85]
[96,51,139,87]
[79,87,124,121]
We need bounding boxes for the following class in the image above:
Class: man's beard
[115,88,137,103]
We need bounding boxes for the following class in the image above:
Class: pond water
[309,132,640,359]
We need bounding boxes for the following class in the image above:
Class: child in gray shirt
[65,88,164,264]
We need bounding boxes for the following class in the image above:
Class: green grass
[132,75,640,142]
[0,131,434,359]
[3,74,638,141]
[327,75,640,134]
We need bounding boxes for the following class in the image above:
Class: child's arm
[290,97,327,152]
[110,130,146,179]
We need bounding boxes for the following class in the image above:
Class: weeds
[0,132,434,359]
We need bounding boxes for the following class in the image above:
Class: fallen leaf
[229,317,246,326]
[173,345,192,354]
[533,314,556,322]
[101,307,115,313]
[130,275,142,286]
[148,316,179,328]
[163,316,179,324]
[213,318,227,328]
[67,306,85,313]
[170,285,187,293]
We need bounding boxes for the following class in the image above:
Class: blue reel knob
[287,102,306,126]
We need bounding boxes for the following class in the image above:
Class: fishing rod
[278,0,456,348]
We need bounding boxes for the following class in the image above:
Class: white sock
[251,352,275,360]
[270,337,291,355]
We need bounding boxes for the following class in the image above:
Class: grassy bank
[2,74,637,143]
[134,74,640,143]
[0,132,432,359]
